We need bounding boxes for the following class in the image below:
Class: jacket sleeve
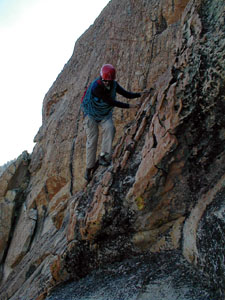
[116,83,141,99]
[92,80,130,108]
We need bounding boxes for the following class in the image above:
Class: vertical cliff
[0,0,224,299]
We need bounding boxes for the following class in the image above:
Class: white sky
[0,0,109,166]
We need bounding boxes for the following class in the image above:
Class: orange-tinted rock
[80,184,113,240]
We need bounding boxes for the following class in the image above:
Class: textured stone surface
[3,207,37,282]
[197,191,225,298]
[46,252,214,300]
[0,0,224,299]
[0,151,30,283]
[0,190,17,263]
[0,151,30,198]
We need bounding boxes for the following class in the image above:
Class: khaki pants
[84,116,115,169]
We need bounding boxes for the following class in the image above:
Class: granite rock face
[0,0,224,299]
[0,152,30,282]
[46,252,214,300]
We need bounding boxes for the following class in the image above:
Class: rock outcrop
[0,0,224,299]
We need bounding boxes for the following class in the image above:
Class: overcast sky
[0,0,109,166]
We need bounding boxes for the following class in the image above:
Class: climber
[81,63,149,181]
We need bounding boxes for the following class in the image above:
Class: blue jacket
[81,77,141,121]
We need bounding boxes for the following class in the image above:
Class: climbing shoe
[84,168,93,182]
[99,154,110,166]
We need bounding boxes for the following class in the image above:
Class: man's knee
[102,119,115,134]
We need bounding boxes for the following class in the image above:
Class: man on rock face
[81,64,148,181]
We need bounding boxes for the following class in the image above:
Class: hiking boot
[99,154,110,166]
[84,168,93,182]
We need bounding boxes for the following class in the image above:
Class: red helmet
[100,64,116,80]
